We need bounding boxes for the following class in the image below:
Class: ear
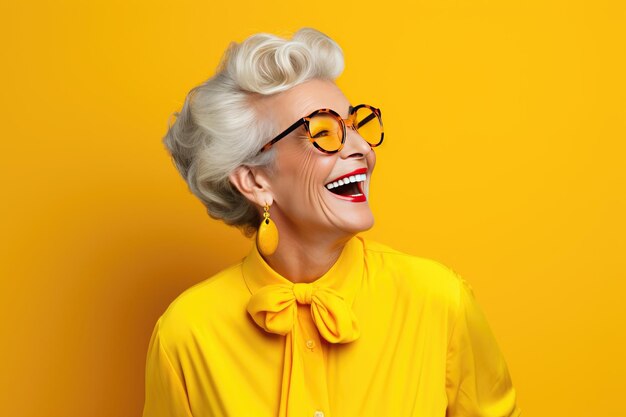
[229,165,273,208]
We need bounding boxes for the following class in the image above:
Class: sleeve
[445,272,521,417]
[142,318,194,417]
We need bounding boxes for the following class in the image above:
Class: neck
[261,228,353,284]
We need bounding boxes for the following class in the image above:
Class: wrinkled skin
[230,79,377,282]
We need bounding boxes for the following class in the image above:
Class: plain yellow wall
[1,1,624,416]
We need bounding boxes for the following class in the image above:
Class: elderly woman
[142,28,521,417]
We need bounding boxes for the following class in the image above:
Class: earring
[257,203,278,257]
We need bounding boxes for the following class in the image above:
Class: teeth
[325,173,368,189]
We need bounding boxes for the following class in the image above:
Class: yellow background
[1,0,624,416]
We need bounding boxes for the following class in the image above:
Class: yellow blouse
[142,236,521,417]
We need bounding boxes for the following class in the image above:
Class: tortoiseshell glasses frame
[257,104,384,155]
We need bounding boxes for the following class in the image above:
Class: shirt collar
[241,235,364,307]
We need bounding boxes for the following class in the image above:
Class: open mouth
[324,169,367,202]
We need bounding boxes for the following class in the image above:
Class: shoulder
[359,236,465,302]
[155,260,248,346]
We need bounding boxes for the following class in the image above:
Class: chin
[339,214,375,235]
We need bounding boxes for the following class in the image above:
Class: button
[306,339,316,349]
[314,411,324,417]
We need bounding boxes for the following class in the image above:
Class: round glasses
[258,104,384,154]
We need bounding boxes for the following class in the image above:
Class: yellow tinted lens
[308,113,342,151]
[355,107,382,146]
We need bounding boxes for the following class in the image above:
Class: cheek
[274,147,334,201]
[297,151,336,198]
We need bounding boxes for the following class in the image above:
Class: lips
[324,168,368,203]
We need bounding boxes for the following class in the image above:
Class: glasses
[258,104,384,154]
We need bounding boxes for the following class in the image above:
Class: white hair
[162,28,344,237]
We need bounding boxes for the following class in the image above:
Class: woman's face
[258,79,377,239]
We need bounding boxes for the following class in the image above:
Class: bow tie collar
[242,237,364,344]
[247,282,360,343]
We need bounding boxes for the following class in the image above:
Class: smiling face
[255,79,377,242]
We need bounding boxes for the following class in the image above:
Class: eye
[312,130,331,138]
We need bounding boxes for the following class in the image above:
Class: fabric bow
[247,282,360,343]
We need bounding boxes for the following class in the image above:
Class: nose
[339,127,372,159]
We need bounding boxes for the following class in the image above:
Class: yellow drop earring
[256,203,278,257]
